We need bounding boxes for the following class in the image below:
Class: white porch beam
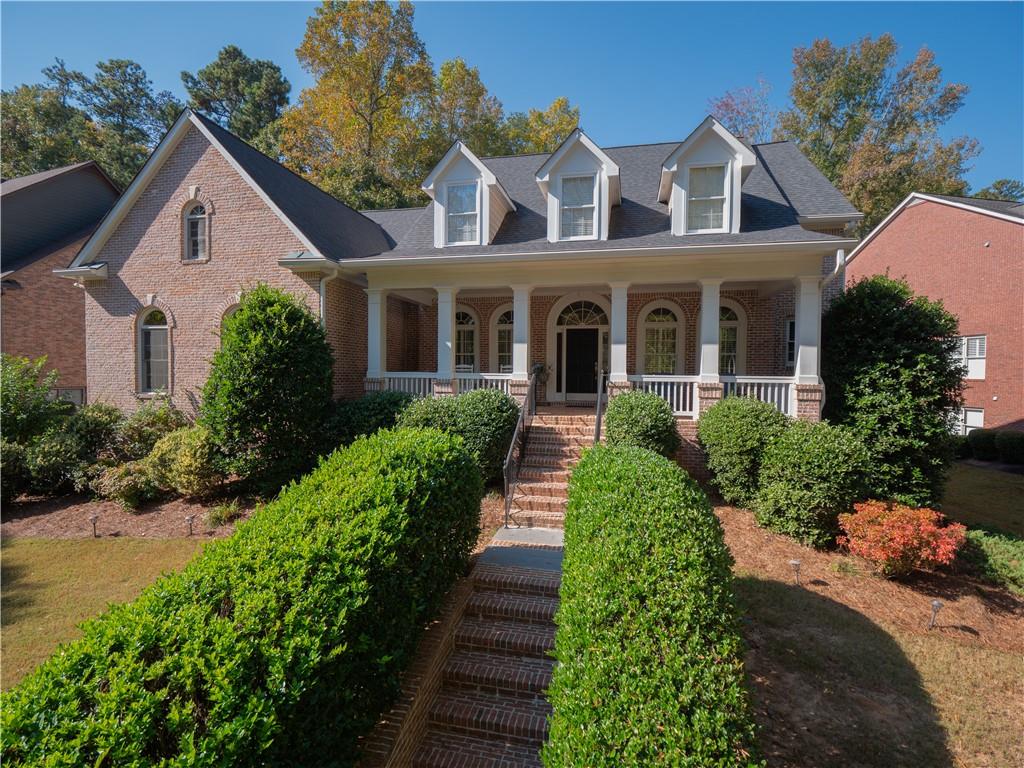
[699,279,722,382]
[366,288,387,378]
[796,276,822,384]
[609,282,629,382]
[511,284,532,377]
[436,286,457,380]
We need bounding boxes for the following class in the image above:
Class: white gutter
[821,249,846,289]
[53,262,108,283]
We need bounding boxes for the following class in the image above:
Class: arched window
[494,309,513,373]
[184,203,208,261]
[557,300,608,327]
[455,310,477,372]
[139,309,169,393]
[719,305,742,374]
[640,305,680,374]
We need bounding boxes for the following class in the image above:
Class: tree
[199,284,333,493]
[974,179,1024,201]
[182,45,290,141]
[707,77,776,143]
[505,96,580,153]
[73,59,181,146]
[822,275,964,507]
[776,36,976,233]
[0,84,96,179]
[421,58,511,160]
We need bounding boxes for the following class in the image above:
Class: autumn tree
[974,179,1024,201]
[422,58,510,160]
[182,45,290,142]
[0,85,96,180]
[707,77,776,143]
[505,97,580,153]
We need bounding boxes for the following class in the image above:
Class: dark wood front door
[565,328,599,395]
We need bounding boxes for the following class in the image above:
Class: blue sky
[3,1,1022,190]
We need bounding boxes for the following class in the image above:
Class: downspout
[821,248,846,291]
[319,269,340,329]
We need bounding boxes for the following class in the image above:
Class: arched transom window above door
[455,309,478,372]
[639,303,682,374]
[557,300,608,327]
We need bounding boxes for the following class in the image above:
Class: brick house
[59,110,861,432]
[846,193,1024,432]
[2,162,120,402]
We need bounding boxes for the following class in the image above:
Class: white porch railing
[384,372,434,397]
[628,375,699,417]
[457,372,514,395]
[722,376,795,416]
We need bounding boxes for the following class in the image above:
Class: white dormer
[535,129,620,243]
[422,141,515,248]
[659,116,757,236]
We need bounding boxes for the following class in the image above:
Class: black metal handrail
[503,373,536,528]
[594,372,606,444]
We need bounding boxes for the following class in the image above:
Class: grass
[942,462,1024,536]
[1,537,204,690]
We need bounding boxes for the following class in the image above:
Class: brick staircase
[509,412,596,529]
[412,547,562,768]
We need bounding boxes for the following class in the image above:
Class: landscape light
[929,599,943,630]
[89,514,99,538]
[788,559,802,585]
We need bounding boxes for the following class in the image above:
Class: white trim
[489,302,515,373]
[137,306,172,395]
[716,298,747,375]
[636,299,685,375]
[444,179,481,246]
[660,116,756,203]
[558,173,598,241]
[53,262,108,282]
[683,163,730,235]
[535,128,620,204]
[421,140,514,209]
[545,292,611,402]
[848,192,1024,263]
[454,304,480,373]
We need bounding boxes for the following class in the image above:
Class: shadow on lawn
[736,576,954,768]
[0,555,38,627]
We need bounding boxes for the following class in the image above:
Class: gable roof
[848,191,1024,263]
[2,161,119,273]
[535,128,621,205]
[421,141,514,209]
[659,116,756,202]
[70,109,390,268]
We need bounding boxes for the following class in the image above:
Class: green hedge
[967,428,999,461]
[754,421,868,548]
[544,445,761,767]
[698,397,789,506]
[326,390,415,449]
[995,430,1024,464]
[959,527,1024,596]
[604,390,681,457]
[1,427,483,766]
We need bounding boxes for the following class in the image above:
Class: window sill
[135,391,171,400]
[684,228,729,236]
[181,257,211,265]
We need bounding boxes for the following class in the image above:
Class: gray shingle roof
[361,139,858,259]
[192,111,392,259]
[926,193,1024,220]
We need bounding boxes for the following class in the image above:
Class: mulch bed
[717,505,1024,653]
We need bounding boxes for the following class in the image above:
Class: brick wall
[1,232,89,391]
[847,200,1024,431]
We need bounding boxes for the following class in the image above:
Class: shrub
[959,528,1024,595]
[754,420,869,547]
[207,499,242,528]
[604,389,681,457]
[544,445,761,766]
[838,500,966,577]
[397,389,519,484]
[24,428,85,493]
[966,428,999,461]
[200,284,333,493]
[951,434,972,459]
[1,428,482,766]
[0,354,71,445]
[147,425,221,497]
[111,401,188,462]
[822,275,964,506]
[93,460,161,510]
[66,402,123,458]
[698,396,789,506]
[326,390,415,448]
[1,440,30,503]
[995,430,1024,464]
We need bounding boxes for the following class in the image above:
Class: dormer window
[446,182,479,245]
[686,165,727,233]
[560,175,597,240]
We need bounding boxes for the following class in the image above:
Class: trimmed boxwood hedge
[995,430,1024,465]
[603,390,681,457]
[967,428,999,461]
[325,390,415,449]
[543,445,762,767]
[1,427,483,767]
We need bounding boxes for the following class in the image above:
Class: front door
[565,328,599,399]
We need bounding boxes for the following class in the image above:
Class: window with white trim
[720,306,740,374]
[959,335,987,380]
[446,182,478,244]
[455,311,477,371]
[495,310,513,373]
[184,204,208,261]
[686,165,727,233]
[642,307,679,374]
[954,407,984,435]
[785,318,796,366]
[560,174,596,239]
[140,309,169,393]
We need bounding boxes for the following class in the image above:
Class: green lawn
[942,462,1024,536]
[1,538,204,689]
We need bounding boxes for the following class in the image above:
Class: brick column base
[433,378,456,397]
[606,379,633,399]
[794,384,824,422]
[364,377,384,394]
[509,379,530,404]
[697,383,724,414]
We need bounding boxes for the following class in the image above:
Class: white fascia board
[53,262,108,281]
[535,129,620,204]
[798,213,864,225]
[659,116,757,203]
[277,253,338,275]
[422,141,515,210]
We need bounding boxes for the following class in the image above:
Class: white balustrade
[721,376,794,415]
[384,373,434,398]
[628,375,699,416]
[456,373,513,395]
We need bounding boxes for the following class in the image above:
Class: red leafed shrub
[838,500,967,577]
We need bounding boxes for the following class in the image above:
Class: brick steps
[413,731,542,768]
[444,649,554,697]
[466,591,559,625]
[455,618,556,658]
[510,495,566,515]
[472,566,561,598]
[515,481,568,499]
[517,468,569,483]
[428,689,552,744]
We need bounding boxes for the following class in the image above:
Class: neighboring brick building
[846,193,1024,432]
[1,162,120,402]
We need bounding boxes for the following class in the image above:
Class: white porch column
[366,288,387,379]
[511,284,532,377]
[699,279,722,382]
[609,282,629,382]
[796,276,822,384]
[436,286,456,382]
